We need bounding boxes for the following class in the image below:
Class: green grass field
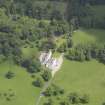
[73,28,105,46]
[0,61,40,105]
[21,46,38,59]
[41,59,105,105]
[53,59,105,105]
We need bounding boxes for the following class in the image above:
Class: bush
[42,70,52,81]
[68,92,89,104]
[5,71,15,79]
[68,92,80,104]
[21,59,41,73]
[32,77,44,88]
[79,94,89,104]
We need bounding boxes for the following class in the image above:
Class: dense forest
[0,0,105,65]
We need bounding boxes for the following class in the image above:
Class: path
[35,78,53,105]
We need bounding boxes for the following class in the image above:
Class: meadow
[0,60,40,105]
[72,28,105,46]
[52,59,105,105]
[40,28,105,105]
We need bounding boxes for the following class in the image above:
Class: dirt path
[35,78,53,105]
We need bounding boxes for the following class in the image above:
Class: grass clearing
[73,28,105,46]
[21,46,38,59]
[0,61,40,105]
[52,59,105,105]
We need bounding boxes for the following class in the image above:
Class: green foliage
[79,94,89,104]
[5,71,15,79]
[32,77,44,88]
[42,70,52,81]
[57,43,67,53]
[0,55,6,63]
[66,43,105,64]
[39,38,57,51]
[44,84,64,97]
[21,58,41,73]
[68,92,89,104]
[59,100,69,105]
[43,98,53,105]
[68,92,80,104]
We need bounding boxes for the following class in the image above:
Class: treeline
[68,0,105,29]
[0,0,105,29]
[66,44,105,64]
[0,0,67,20]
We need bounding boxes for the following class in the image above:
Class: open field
[73,28,105,46]
[21,46,38,59]
[0,61,40,105]
[40,28,105,105]
[41,59,105,105]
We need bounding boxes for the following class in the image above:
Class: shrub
[5,71,15,79]
[32,77,44,88]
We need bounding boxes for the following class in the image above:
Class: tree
[44,87,52,97]
[67,38,73,48]
[102,102,105,105]
[79,50,86,62]
[79,94,89,104]
[21,59,41,73]
[42,70,52,81]
[5,71,15,79]
[59,100,69,105]
[58,43,67,53]
[86,50,92,61]
[0,54,6,63]
[44,98,53,105]
[32,77,44,88]
[68,92,80,104]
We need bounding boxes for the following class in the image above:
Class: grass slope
[41,28,105,105]
[73,28,105,46]
[53,59,105,105]
[0,61,40,105]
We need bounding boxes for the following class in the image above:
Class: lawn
[21,46,38,59]
[40,59,105,105]
[72,28,105,46]
[0,61,40,105]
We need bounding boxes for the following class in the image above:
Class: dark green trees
[32,77,44,88]
[21,59,41,73]
[5,71,15,79]
[42,70,52,81]
[68,93,89,104]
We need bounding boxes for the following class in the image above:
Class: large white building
[39,50,63,72]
